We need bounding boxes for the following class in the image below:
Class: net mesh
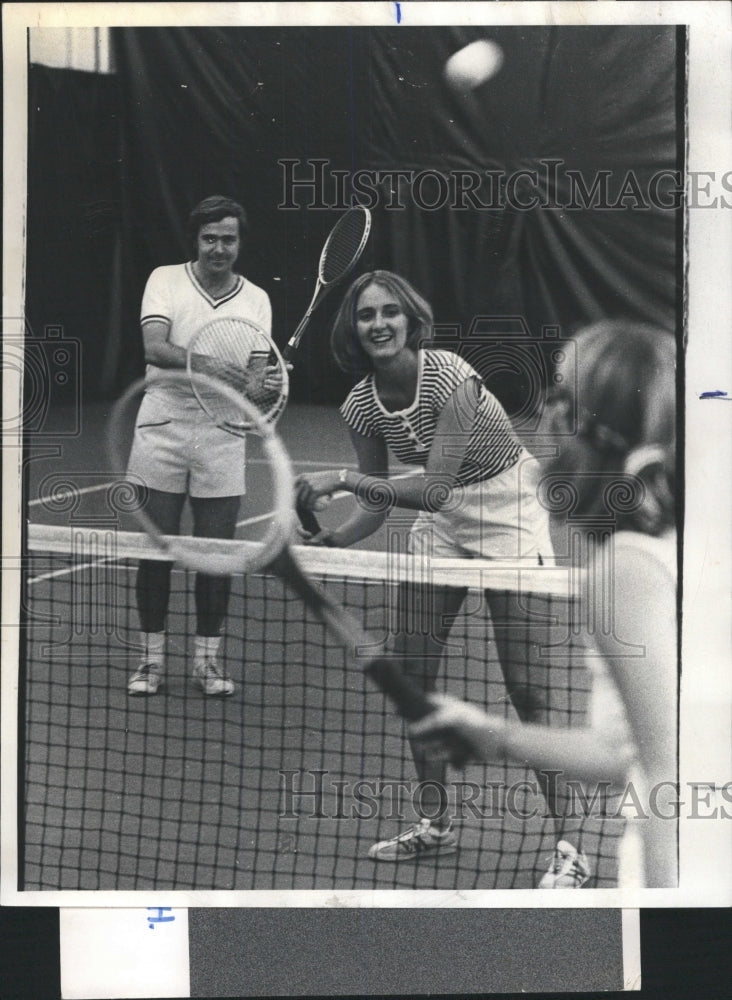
[20,523,626,891]
[320,209,369,284]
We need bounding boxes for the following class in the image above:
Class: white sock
[140,631,165,665]
[194,635,221,665]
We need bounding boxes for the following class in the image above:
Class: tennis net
[19,522,625,891]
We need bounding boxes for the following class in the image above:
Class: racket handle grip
[365,657,474,769]
[282,343,296,364]
[364,658,433,721]
[296,500,322,537]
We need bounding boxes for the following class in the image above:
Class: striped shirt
[340,350,522,486]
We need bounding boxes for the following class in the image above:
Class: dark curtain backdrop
[26,26,681,405]
[26,66,124,395]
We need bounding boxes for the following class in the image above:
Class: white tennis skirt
[126,390,247,497]
[408,453,554,564]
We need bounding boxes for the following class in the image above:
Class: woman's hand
[295,470,343,511]
[409,693,505,766]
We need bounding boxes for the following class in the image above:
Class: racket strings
[320,208,370,284]
[189,317,288,429]
[108,372,296,575]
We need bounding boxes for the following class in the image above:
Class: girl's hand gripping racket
[283,206,371,364]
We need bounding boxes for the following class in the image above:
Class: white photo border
[2,1,730,908]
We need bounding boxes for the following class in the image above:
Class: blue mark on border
[148,907,175,929]
[699,390,730,399]
[394,2,402,23]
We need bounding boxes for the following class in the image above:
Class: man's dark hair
[188,196,248,256]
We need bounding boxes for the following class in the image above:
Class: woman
[296,271,588,883]
[410,321,678,888]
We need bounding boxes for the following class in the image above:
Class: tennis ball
[444,40,504,91]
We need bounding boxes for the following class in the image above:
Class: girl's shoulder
[341,373,375,412]
[345,371,374,397]
[613,529,676,582]
[420,348,477,380]
[421,347,466,366]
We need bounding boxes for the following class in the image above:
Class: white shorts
[408,453,554,564]
[126,390,247,497]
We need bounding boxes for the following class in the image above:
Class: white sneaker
[128,662,162,696]
[368,819,457,861]
[192,658,235,696]
[538,840,591,888]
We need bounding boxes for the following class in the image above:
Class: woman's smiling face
[355,283,410,363]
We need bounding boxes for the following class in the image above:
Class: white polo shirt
[141,261,272,400]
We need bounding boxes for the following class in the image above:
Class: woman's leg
[397,584,469,826]
[368,583,468,860]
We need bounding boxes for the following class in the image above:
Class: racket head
[318,206,371,286]
[107,371,296,575]
[186,316,289,432]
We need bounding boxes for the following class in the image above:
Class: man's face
[196,216,240,275]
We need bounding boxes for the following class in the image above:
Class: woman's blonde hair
[549,320,676,534]
[330,271,433,375]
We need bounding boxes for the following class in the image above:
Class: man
[126,195,272,696]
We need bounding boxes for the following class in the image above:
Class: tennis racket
[186,316,324,538]
[187,316,289,431]
[283,205,371,363]
[295,502,324,539]
[107,370,452,729]
[108,371,294,575]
